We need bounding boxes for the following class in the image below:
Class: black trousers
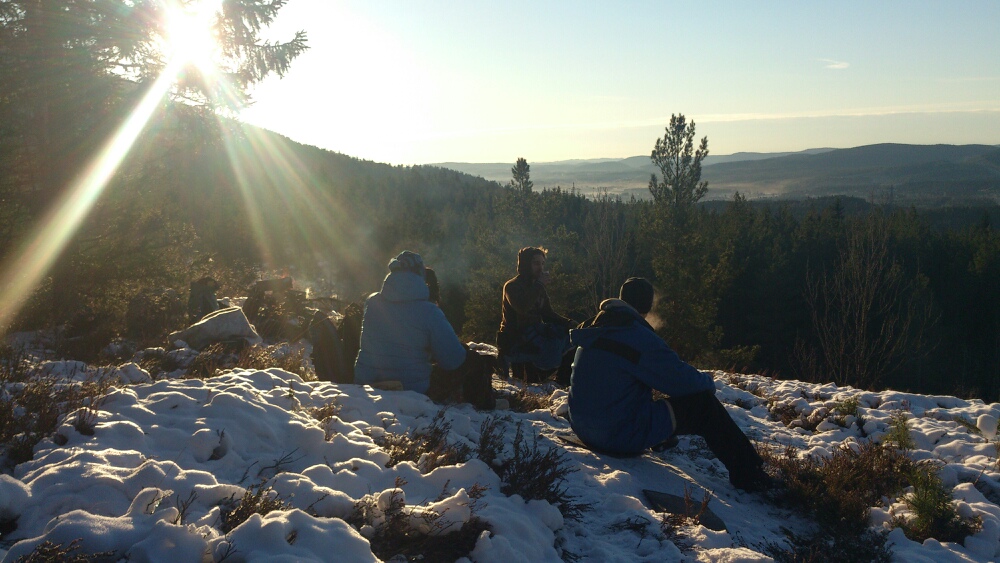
[666,390,766,490]
[426,350,494,410]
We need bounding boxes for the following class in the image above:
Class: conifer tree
[648,114,709,213]
[511,157,533,195]
[0,0,307,216]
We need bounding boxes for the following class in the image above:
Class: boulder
[167,307,262,351]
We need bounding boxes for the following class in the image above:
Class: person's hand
[538,270,551,286]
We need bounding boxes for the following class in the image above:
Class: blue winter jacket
[354,271,467,393]
[568,299,714,455]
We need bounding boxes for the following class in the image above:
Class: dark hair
[516,246,547,276]
[424,267,440,304]
[619,277,654,315]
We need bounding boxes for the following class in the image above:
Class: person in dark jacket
[354,251,494,409]
[568,277,770,492]
[497,247,572,381]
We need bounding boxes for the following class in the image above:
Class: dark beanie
[619,277,654,315]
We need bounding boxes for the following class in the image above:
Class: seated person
[354,251,493,409]
[497,246,572,382]
[568,278,770,491]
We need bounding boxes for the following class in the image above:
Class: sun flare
[164,0,223,72]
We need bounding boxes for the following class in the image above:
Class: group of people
[350,247,771,492]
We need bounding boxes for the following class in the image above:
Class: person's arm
[634,341,714,397]
[537,286,572,327]
[427,305,468,371]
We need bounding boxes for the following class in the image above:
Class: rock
[116,362,152,384]
[977,414,998,440]
[167,307,262,351]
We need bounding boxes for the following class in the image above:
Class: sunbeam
[0,58,185,330]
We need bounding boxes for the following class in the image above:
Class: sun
[164,0,223,73]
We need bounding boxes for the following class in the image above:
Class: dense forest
[2,1,999,402]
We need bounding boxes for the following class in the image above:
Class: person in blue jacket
[568,277,770,491]
[354,251,493,409]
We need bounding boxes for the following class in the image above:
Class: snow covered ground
[3,343,1000,561]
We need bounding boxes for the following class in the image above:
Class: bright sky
[240,0,1000,165]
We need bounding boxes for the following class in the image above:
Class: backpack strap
[591,337,641,364]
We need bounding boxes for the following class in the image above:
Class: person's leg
[554,347,576,386]
[426,365,462,404]
[428,350,495,410]
[461,352,495,410]
[667,390,768,490]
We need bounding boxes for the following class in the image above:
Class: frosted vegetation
[2,333,1000,561]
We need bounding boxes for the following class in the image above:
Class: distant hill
[435,144,1000,205]
[433,148,835,195]
[702,143,1000,204]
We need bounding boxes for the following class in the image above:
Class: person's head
[619,277,654,316]
[387,250,425,277]
[424,266,440,304]
[516,246,547,279]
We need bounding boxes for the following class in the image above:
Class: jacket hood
[570,299,649,347]
[379,271,430,302]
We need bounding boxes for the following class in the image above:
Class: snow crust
[2,353,1000,561]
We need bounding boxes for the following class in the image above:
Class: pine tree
[648,114,709,214]
[0,0,307,216]
[511,157,533,195]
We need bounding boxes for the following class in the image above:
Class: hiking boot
[651,435,680,452]
[731,467,779,493]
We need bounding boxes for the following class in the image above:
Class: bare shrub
[235,344,306,378]
[125,287,185,344]
[764,441,914,527]
[219,480,290,534]
[13,539,115,563]
[801,213,936,389]
[479,417,590,522]
[308,401,341,423]
[346,477,491,562]
[375,410,473,472]
[0,358,110,468]
[494,386,552,413]
[656,486,712,553]
[187,343,307,380]
[759,440,916,562]
[608,515,660,549]
[766,398,799,427]
[759,526,892,563]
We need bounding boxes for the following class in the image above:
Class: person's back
[569,278,770,491]
[568,299,712,454]
[354,252,466,393]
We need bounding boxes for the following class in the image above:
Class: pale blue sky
[240,1,1000,164]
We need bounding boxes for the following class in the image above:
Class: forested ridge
[4,113,1000,400]
[2,1,999,402]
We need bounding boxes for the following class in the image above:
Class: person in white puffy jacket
[354,251,493,409]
